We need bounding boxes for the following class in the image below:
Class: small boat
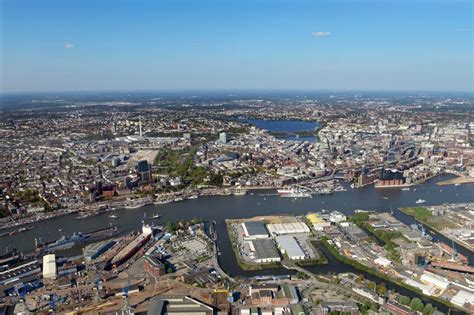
[233,189,247,196]
[454,183,461,186]
[401,187,410,191]
[76,212,99,219]
[125,202,145,209]
[154,199,171,205]
[415,199,426,204]
[108,214,119,219]
[150,214,161,219]
[382,196,389,200]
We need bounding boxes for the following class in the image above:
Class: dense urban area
[0,92,473,314]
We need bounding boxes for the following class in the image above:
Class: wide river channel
[3,174,473,313]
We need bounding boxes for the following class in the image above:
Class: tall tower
[139,116,143,138]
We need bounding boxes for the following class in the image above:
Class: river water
[3,174,472,313]
[4,174,473,259]
[243,119,320,141]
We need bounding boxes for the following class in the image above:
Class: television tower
[139,116,143,138]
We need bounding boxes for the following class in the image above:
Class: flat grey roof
[252,239,280,259]
[243,221,268,236]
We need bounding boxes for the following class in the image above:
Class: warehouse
[266,222,310,236]
[242,221,269,240]
[42,254,57,280]
[249,239,281,263]
[329,211,347,223]
[275,235,305,260]
[374,257,392,267]
[306,213,330,231]
[83,240,117,263]
[451,290,474,308]
[420,271,449,292]
[278,285,300,304]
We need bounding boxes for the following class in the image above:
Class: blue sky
[1,0,472,92]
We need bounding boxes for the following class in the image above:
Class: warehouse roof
[147,295,214,314]
[306,213,325,223]
[242,221,269,237]
[275,235,305,259]
[251,239,280,260]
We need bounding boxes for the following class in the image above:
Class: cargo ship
[110,223,152,268]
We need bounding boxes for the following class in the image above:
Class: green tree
[422,303,434,315]
[367,281,376,291]
[410,297,424,312]
[165,220,177,232]
[399,295,410,305]
[376,283,387,295]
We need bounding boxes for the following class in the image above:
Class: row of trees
[399,296,436,315]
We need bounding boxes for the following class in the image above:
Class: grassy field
[400,207,456,230]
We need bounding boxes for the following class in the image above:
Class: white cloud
[64,42,75,49]
[312,31,331,37]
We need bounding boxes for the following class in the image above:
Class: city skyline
[1,0,473,93]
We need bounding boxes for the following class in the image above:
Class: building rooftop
[147,295,214,315]
[242,221,268,237]
[251,239,280,260]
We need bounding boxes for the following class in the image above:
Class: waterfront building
[306,213,330,231]
[0,260,41,286]
[451,290,474,309]
[266,222,310,236]
[42,254,56,280]
[83,240,116,263]
[249,239,281,263]
[275,235,305,260]
[329,211,347,223]
[242,221,269,240]
[374,257,392,267]
[137,160,152,183]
